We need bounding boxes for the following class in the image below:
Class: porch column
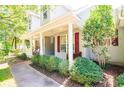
[29,37,33,56]
[68,23,73,69]
[40,33,43,55]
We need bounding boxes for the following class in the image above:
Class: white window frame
[60,35,67,52]
[60,34,75,53]
[42,7,50,24]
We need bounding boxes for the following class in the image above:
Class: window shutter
[57,36,60,52]
[75,32,79,54]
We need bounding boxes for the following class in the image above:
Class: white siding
[50,6,69,21]
[30,16,40,31]
[108,28,124,64]
[77,7,91,26]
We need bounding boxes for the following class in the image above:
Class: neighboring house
[22,5,124,66]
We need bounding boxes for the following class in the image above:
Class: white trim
[68,23,73,69]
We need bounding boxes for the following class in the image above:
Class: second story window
[41,6,50,24]
[43,11,48,20]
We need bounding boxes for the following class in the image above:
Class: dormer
[27,11,41,32]
[41,5,70,25]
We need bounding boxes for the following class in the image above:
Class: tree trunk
[12,38,14,48]
[14,37,17,49]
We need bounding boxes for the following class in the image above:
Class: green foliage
[0,5,42,59]
[11,49,20,56]
[70,57,103,86]
[116,73,124,87]
[0,5,56,62]
[31,55,62,72]
[0,50,6,62]
[58,59,69,76]
[82,5,116,65]
[0,67,12,82]
[47,56,62,72]
[39,55,50,69]
[83,5,115,46]
[31,54,41,65]
[17,53,28,60]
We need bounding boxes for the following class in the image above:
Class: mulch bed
[30,63,124,87]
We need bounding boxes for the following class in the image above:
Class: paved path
[11,62,60,87]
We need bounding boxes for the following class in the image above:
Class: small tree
[82,5,116,66]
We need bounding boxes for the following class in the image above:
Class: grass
[0,65,16,87]
[0,67,12,82]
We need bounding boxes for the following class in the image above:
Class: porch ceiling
[22,12,81,39]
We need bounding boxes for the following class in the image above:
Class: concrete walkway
[11,62,60,87]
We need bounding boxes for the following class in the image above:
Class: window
[59,34,75,53]
[25,40,30,48]
[43,11,48,20]
[60,35,66,52]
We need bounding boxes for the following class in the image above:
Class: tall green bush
[70,57,103,86]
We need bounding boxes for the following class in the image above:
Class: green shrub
[17,53,28,60]
[116,73,124,87]
[70,57,103,86]
[31,54,41,65]
[47,56,62,72]
[31,55,62,72]
[39,55,50,69]
[58,59,69,76]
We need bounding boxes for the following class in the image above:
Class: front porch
[21,12,83,67]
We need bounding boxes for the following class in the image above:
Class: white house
[21,5,124,66]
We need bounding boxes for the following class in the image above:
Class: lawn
[0,63,16,87]
[0,67,12,82]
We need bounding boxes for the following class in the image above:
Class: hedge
[31,55,62,72]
